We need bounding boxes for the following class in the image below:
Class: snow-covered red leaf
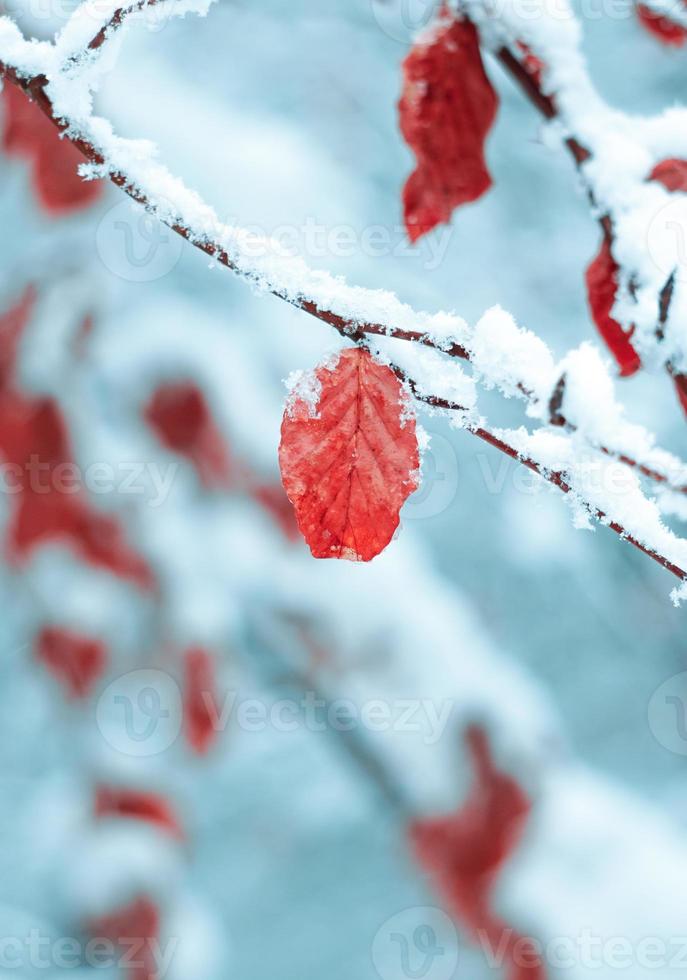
[278,348,420,562]
[399,10,498,242]
[585,235,641,377]
[1,85,102,215]
[649,158,687,192]
[636,3,687,45]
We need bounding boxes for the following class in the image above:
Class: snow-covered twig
[1,7,686,590]
[462,0,687,374]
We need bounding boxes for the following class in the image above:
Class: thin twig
[86,0,161,51]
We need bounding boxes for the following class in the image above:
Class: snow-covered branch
[1,0,686,592]
[462,0,687,382]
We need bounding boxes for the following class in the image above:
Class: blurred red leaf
[145,382,231,489]
[674,374,687,418]
[183,647,218,754]
[0,294,153,588]
[86,896,159,980]
[2,84,102,215]
[410,726,544,979]
[279,348,419,562]
[399,10,498,242]
[250,482,300,539]
[636,4,687,45]
[95,786,184,840]
[649,158,687,193]
[586,235,641,377]
[4,398,153,587]
[35,626,107,698]
[0,286,35,387]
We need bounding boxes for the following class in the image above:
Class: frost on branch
[279,348,420,562]
[399,8,498,242]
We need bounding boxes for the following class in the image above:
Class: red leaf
[649,158,687,192]
[636,3,687,44]
[33,141,102,215]
[86,896,159,980]
[95,786,184,840]
[145,382,231,488]
[5,399,153,587]
[183,647,218,754]
[0,393,153,589]
[250,482,300,539]
[35,626,107,699]
[399,10,498,242]
[278,348,420,562]
[0,295,150,589]
[410,726,544,980]
[2,84,102,215]
[585,235,641,377]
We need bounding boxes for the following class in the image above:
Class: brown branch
[471,425,687,580]
[1,67,685,582]
[86,0,161,52]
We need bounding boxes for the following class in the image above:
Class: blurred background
[0,0,686,977]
